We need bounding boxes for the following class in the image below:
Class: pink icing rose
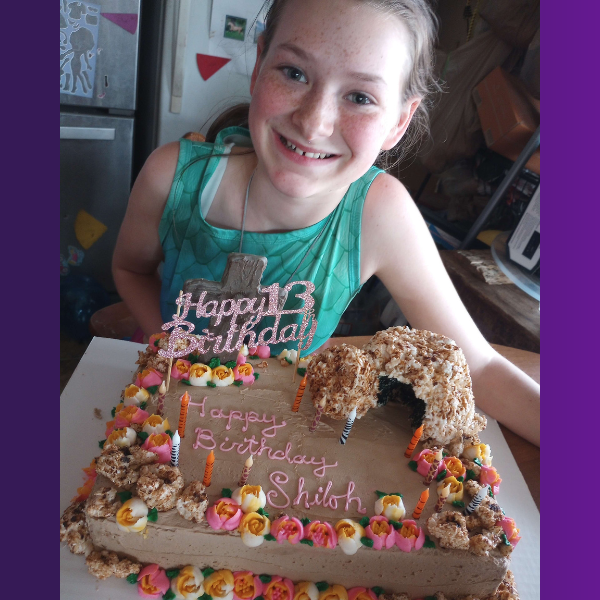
[270,515,305,544]
[233,356,256,387]
[499,517,521,547]
[147,332,167,353]
[171,359,191,381]
[141,433,173,464]
[263,576,295,600]
[233,571,263,600]
[348,588,378,600]
[206,498,243,531]
[479,465,502,495]
[104,419,116,438]
[249,345,270,359]
[365,516,395,550]
[134,368,163,389]
[114,406,150,429]
[414,449,443,478]
[137,564,170,598]
[395,519,425,553]
[303,520,337,549]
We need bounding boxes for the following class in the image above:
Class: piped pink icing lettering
[267,471,291,509]
[209,407,286,437]
[193,427,216,450]
[288,478,365,514]
[188,396,207,416]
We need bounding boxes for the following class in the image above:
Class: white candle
[170,430,181,467]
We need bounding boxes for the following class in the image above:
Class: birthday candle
[309,398,326,433]
[339,407,357,445]
[292,374,308,412]
[203,450,215,487]
[434,483,451,513]
[464,484,489,516]
[170,430,181,467]
[157,381,166,417]
[412,489,429,519]
[404,424,424,458]
[423,449,444,486]
[178,391,190,438]
[238,455,254,487]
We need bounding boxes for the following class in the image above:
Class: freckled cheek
[340,114,390,153]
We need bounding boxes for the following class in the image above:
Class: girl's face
[249,0,417,200]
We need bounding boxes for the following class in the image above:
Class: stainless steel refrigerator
[60,0,141,293]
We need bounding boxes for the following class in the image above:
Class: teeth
[282,136,332,159]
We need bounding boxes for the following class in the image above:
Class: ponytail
[205,103,250,143]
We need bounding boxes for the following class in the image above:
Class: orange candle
[412,489,429,519]
[404,424,424,458]
[203,450,215,486]
[292,374,308,412]
[178,391,190,437]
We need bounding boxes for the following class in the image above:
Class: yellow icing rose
[204,569,235,600]
[232,485,266,513]
[142,414,170,435]
[319,584,348,600]
[462,443,493,466]
[334,519,365,556]
[171,565,204,600]
[438,476,464,503]
[443,456,466,478]
[238,512,270,547]
[105,427,137,448]
[123,384,150,406]
[374,494,405,521]
[189,363,212,386]
[116,498,148,532]
[211,365,234,387]
[294,582,319,600]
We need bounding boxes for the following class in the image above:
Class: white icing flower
[374,494,405,521]
[105,427,138,448]
[298,355,312,369]
[462,443,493,466]
[142,415,170,436]
[239,344,249,356]
[334,518,365,555]
[277,349,297,363]
[123,384,150,406]
[116,498,148,533]
[171,565,205,599]
[189,363,212,386]
[204,570,235,600]
[232,485,266,513]
[294,582,319,600]
[211,365,234,387]
[238,512,270,548]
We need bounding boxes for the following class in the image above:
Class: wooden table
[323,336,540,510]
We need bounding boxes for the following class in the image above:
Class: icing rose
[142,414,171,436]
[104,419,116,438]
[105,427,137,448]
[374,494,405,521]
[189,363,212,386]
[239,344,249,356]
[365,516,395,550]
[137,564,170,598]
[171,565,205,600]
[395,519,425,553]
[141,432,173,463]
[148,332,167,353]
[171,359,192,381]
[334,518,365,555]
[232,485,267,513]
[499,516,521,547]
[135,368,163,389]
[204,569,235,600]
[277,349,297,363]
[238,512,271,547]
[303,520,337,549]
[414,449,443,478]
[442,456,466,480]
[270,515,305,544]
[479,465,502,495]
[263,576,295,600]
[249,345,270,359]
[294,582,319,600]
[123,384,150,406]
[462,443,493,466]
[438,476,464,503]
[319,584,348,600]
[114,405,150,429]
[233,361,255,386]
[347,588,378,600]
[206,498,243,531]
[212,365,235,387]
[233,571,263,600]
[116,497,148,532]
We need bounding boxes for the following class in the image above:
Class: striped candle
[339,407,357,445]
[292,374,308,412]
[238,455,254,487]
[170,430,181,467]
[434,483,451,513]
[464,484,489,516]
[423,449,443,486]
[412,489,429,519]
[157,381,166,417]
[203,450,215,487]
[309,399,326,433]
[178,391,190,438]
[404,424,424,458]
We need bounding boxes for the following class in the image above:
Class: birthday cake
[60,326,521,600]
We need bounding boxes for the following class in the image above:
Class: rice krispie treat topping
[427,511,471,550]
[176,480,209,523]
[60,501,94,556]
[136,464,184,511]
[85,549,141,580]
[85,486,122,519]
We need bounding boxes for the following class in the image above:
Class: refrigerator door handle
[170,0,192,114]
[60,127,116,140]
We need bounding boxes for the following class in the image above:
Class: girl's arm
[361,174,540,446]
[112,142,180,337]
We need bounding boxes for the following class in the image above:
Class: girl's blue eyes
[280,66,373,105]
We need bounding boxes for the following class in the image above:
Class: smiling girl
[112,0,540,445]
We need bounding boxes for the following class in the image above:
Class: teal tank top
[159,127,384,355]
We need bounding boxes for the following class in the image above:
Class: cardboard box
[473,67,540,174]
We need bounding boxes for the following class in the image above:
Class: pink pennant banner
[196,54,231,80]
[102,13,139,35]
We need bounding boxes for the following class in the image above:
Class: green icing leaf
[180,379,192,386]
[257,508,269,518]
[233,380,243,387]
[163,589,177,600]
[139,401,148,410]
[300,518,311,526]
[199,593,212,600]
[389,520,402,530]
[297,367,307,376]
[473,457,482,467]
[408,460,418,472]
[259,574,272,583]
[206,381,217,388]
[117,490,133,503]
[423,535,436,548]
[359,516,370,528]
[375,490,387,499]
[98,440,106,449]
[501,533,511,546]
[201,568,215,578]
[166,430,174,438]
[126,573,138,584]
[360,536,374,548]
[466,469,477,481]
[488,487,495,498]
[147,508,158,522]
[111,407,116,418]
[436,469,448,482]
[138,431,149,442]
[248,354,260,360]
[264,534,276,541]
[154,340,160,347]
[371,587,384,597]
[146,386,159,395]
[165,569,180,579]
[442,450,449,457]
[457,476,464,482]
[452,500,465,508]
[187,353,200,364]
[208,357,221,369]
[254,373,260,380]
[284,357,293,364]
[221,488,232,498]
[225,360,237,369]
[300,539,314,547]
[315,582,329,592]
